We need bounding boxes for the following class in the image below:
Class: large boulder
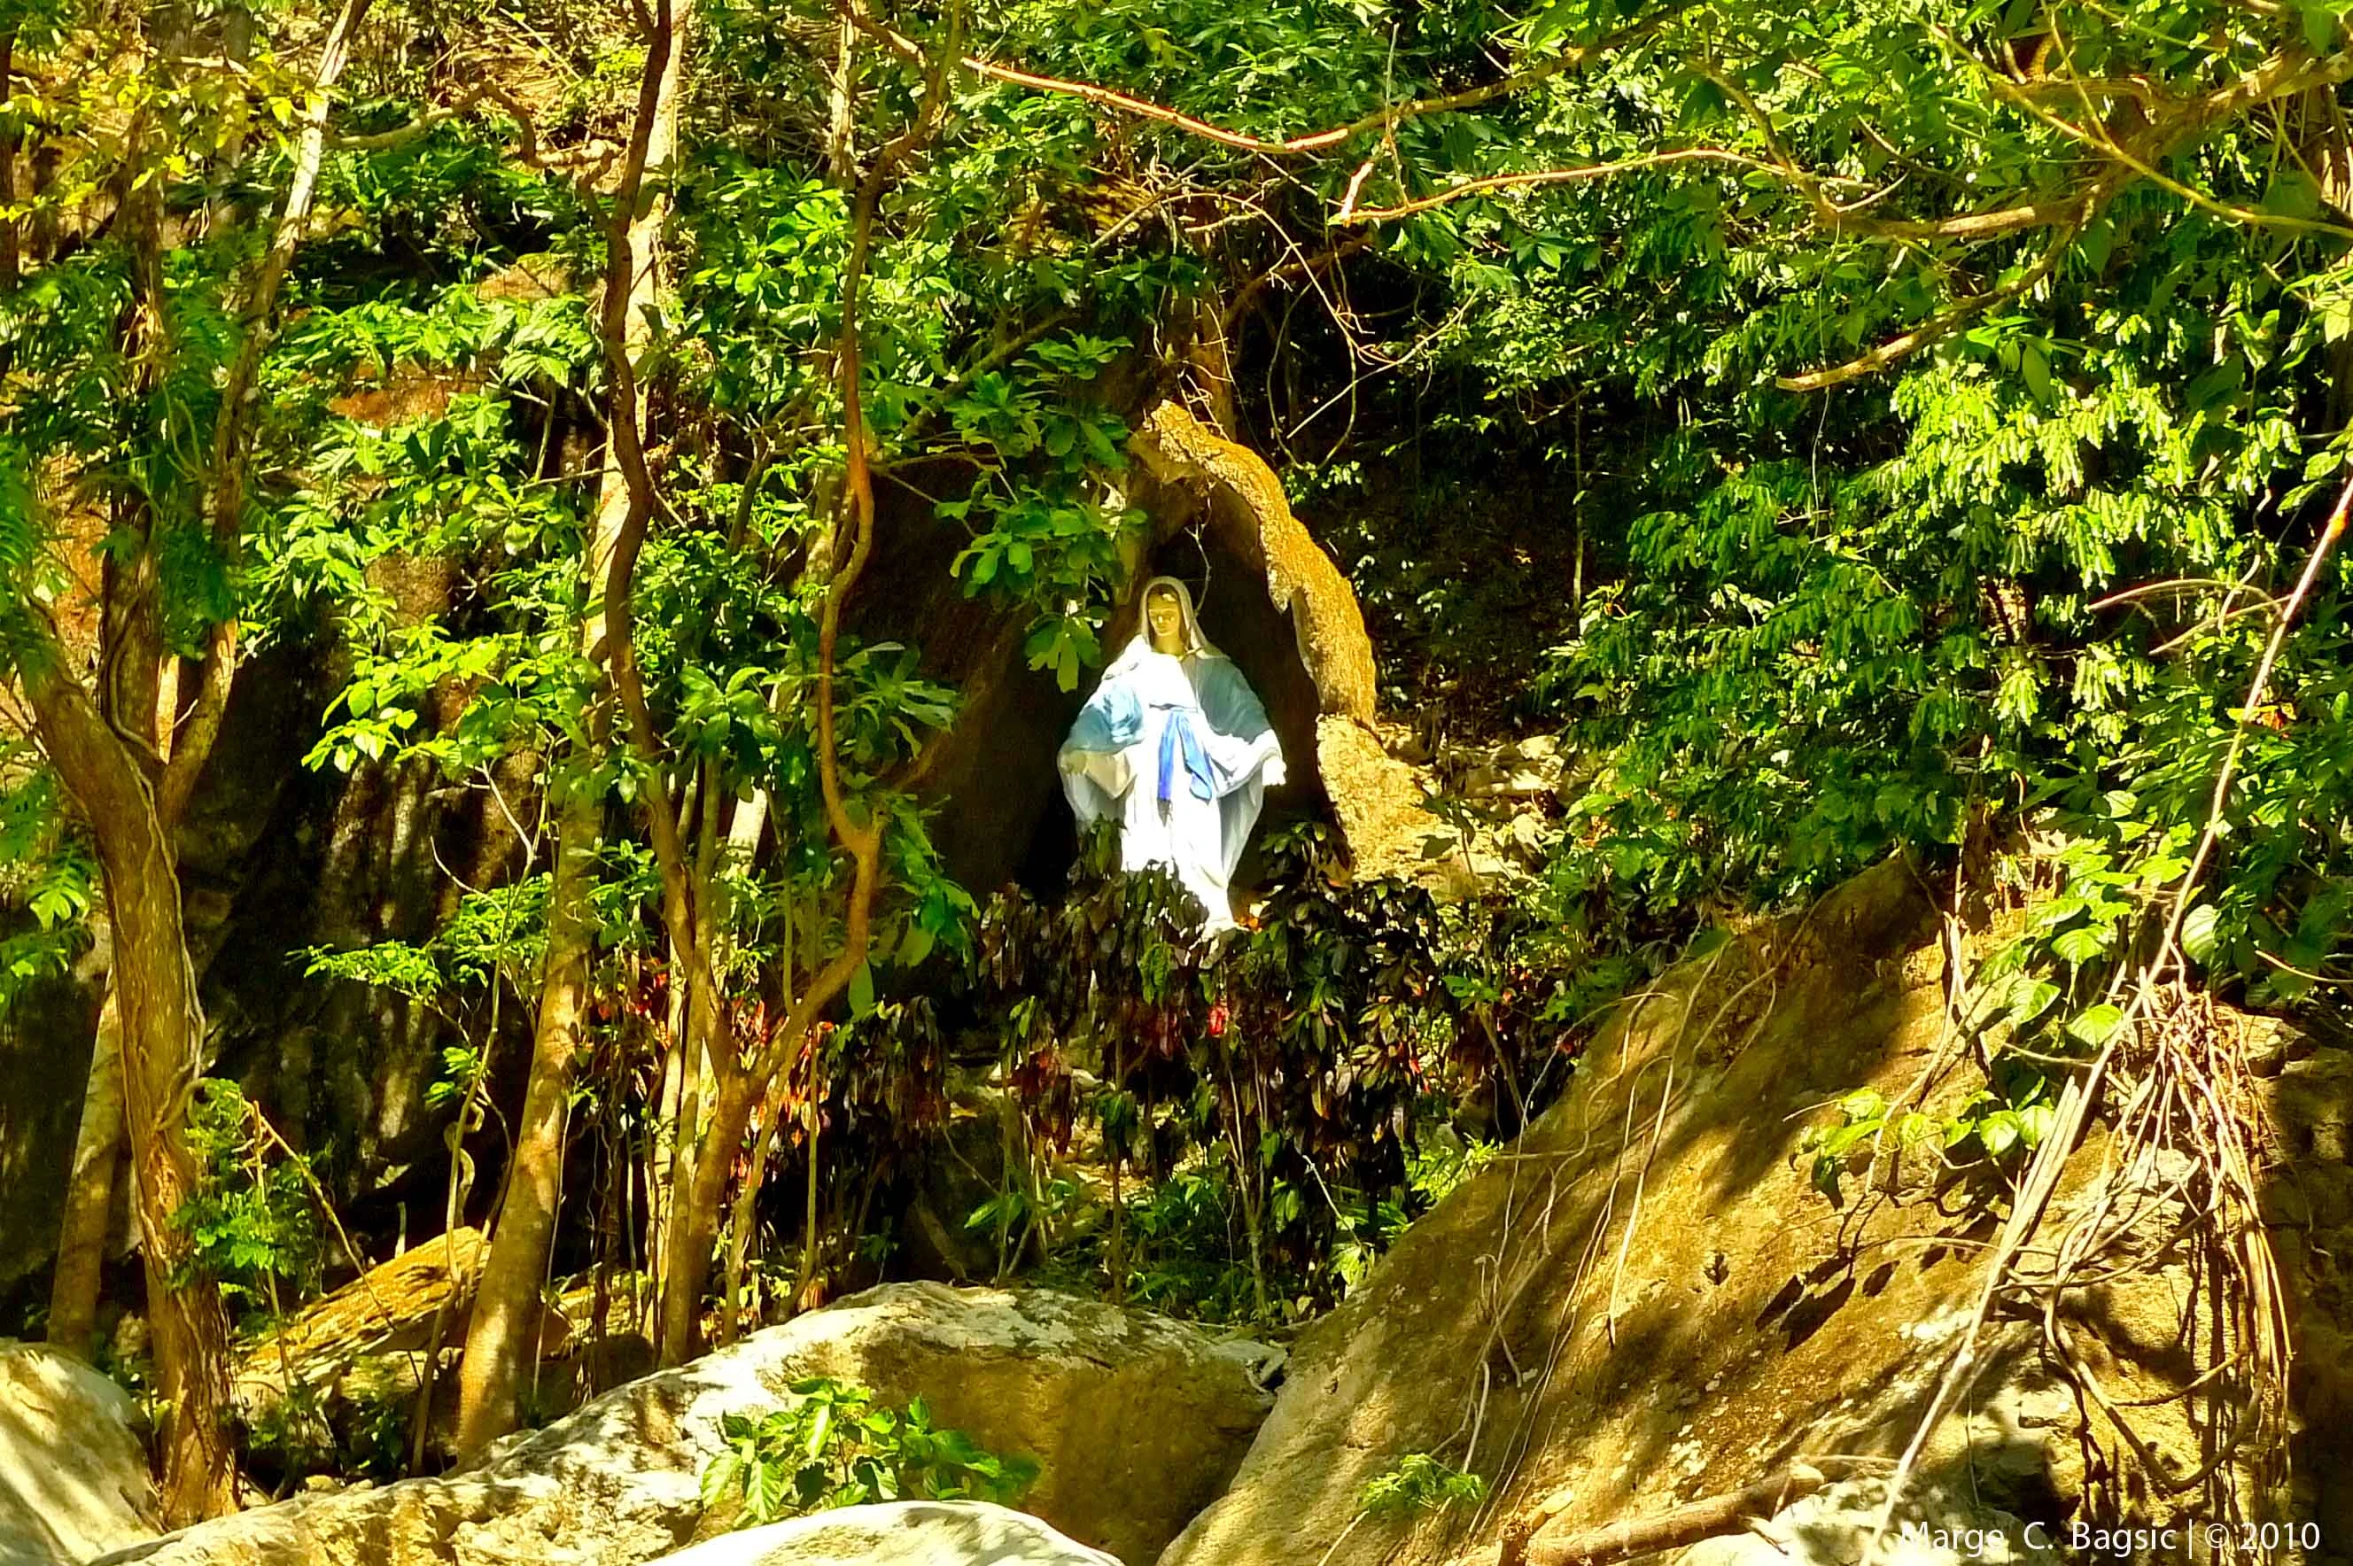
[644,1502,1119,1565]
[0,1341,157,1566]
[680,1283,1276,1566]
[95,1283,1272,1566]
[229,1228,630,1469]
[1160,856,2353,1566]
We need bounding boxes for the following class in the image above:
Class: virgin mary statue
[1058,577,1286,931]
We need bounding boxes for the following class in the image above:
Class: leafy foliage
[699,1377,1039,1526]
[964,822,1572,1319]
[170,1081,323,1321]
[17,0,2353,1486]
[0,747,95,1011]
[1358,1452,1489,1518]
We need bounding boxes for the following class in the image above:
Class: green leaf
[2051,926,2107,967]
[2018,1101,2056,1148]
[2019,342,2052,402]
[2181,904,2221,964]
[2006,976,2060,1027]
[848,960,876,1018]
[2065,1003,2127,1048]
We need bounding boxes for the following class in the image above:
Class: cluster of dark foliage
[955,822,1580,1315]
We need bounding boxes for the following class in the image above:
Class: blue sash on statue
[1153,703,1215,808]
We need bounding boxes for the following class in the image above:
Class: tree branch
[594,0,725,1044]
[159,0,372,831]
[1219,233,1375,337]
[1339,147,1787,223]
[1775,33,2353,391]
[1775,190,2107,393]
[328,80,493,151]
[740,0,960,1101]
[858,5,1682,158]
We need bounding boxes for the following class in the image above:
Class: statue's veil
[1106,575,1221,676]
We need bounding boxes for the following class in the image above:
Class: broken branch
[1498,1464,1826,1566]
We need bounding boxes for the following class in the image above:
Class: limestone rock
[0,1340,157,1566]
[230,1229,492,1470]
[1161,857,2346,1566]
[95,1283,1270,1566]
[229,1228,635,1465]
[720,1284,1274,1565]
[1127,403,1457,885]
[1129,402,1376,724]
[644,1502,1120,1566]
[1456,736,1563,801]
[1315,716,1457,887]
[259,1229,485,1373]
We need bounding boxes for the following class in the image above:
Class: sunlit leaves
[0,748,96,1013]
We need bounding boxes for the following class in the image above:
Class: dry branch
[1335,148,1791,224]
[1495,1464,1826,1566]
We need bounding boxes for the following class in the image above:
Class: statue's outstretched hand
[1262,756,1288,788]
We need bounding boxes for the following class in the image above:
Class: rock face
[242,1229,484,1386]
[704,1284,1274,1566]
[95,1284,1271,1566]
[1161,856,2352,1566]
[643,1502,1120,1566]
[0,1341,157,1566]
[1127,402,1378,724]
[1128,402,1450,888]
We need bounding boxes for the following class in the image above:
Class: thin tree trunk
[14,20,247,1513]
[46,981,125,1359]
[411,930,506,1469]
[453,0,692,1453]
[788,1078,821,1316]
[718,1075,786,1344]
[0,28,20,291]
[452,791,594,1457]
[712,793,781,1343]
[158,0,372,828]
[656,1063,746,1362]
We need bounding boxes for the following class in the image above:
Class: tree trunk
[46,981,125,1360]
[655,1063,744,1364]
[453,0,691,1451]
[20,643,237,1526]
[452,789,595,1458]
[22,0,369,1503]
[0,28,20,291]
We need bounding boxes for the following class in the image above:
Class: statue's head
[1146,582,1187,655]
